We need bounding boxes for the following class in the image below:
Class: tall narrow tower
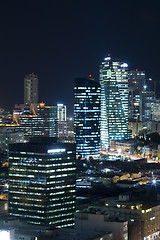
[57,104,67,121]
[74,77,101,159]
[24,73,38,105]
[128,70,146,121]
[100,56,128,150]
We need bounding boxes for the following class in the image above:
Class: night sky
[1,1,160,116]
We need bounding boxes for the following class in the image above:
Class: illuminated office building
[19,115,44,138]
[0,127,24,151]
[58,121,68,138]
[9,137,76,227]
[37,104,57,137]
[57,104,67,121]
[128,70,146,120]
[24,73,38,105]
[74,77,101,159]
[128,70,145,90]
[100,56,128,149]
[152,100,160,121]
[128,90,142,121]
[18,104,57,139]
[142,91,156,121]
[57,104,67,138]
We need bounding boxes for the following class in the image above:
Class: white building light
[0,231,10,240]
[57,104,64,106]
[120,63,128,68]
[104,57,111,61]
[48,149,66,153]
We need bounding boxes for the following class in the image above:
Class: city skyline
[0,57,157,117]
[0,1,160,115]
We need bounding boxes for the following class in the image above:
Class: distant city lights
[152,179,157,185]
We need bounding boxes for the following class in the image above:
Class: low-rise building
[75,211,128,240]
[128,121,143,138]
[102,196,160,240]
[0,218,113,240]
[111,139,136,155]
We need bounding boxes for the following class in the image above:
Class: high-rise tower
[74,77,101,159]
[100,56,128,149]
[128,70,146,121]
[24,73,38,105]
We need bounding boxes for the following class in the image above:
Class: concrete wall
[75,213,128,240]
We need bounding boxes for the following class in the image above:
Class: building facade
[75,212,128,240]
[37,104,57,137]
[100,56,128,149]
[103,197,160,240]
[57,104,67,122]
[74,78,101,159]
[58,121,68,138]
[142,91,155,121]
[152,100,160,121]
[16,104,57,139]
[128,70,145,90]
[128,70,145,121]
[24,73,38,105]
[19,115,44,138]
[9,137,76,228]
[0,127,24,151]
[128,90,142,121]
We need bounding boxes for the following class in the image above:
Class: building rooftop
[52,229,112,240]
[9,137,75,153]
[0,219,112,240]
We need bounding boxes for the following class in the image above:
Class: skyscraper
[100,56,128,149]
[57,104,67,121]
[57,104,67,139]
[74,77,101,159]
[128,70,146,121]
[142,90,156,121]
[24,73,38,105]
[9,137,76,228]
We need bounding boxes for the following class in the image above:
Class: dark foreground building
[8,137,76,228]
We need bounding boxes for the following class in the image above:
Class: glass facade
[142,91,156,121]
[128,90,142,121]
[37,105,57,137]
[74,78,101,159]
[100,57,128,149]
[9,138,76,228]
[128,70,145,89]
[18,106,58,139]
[19,115,44,137]
[128,70,146,121]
